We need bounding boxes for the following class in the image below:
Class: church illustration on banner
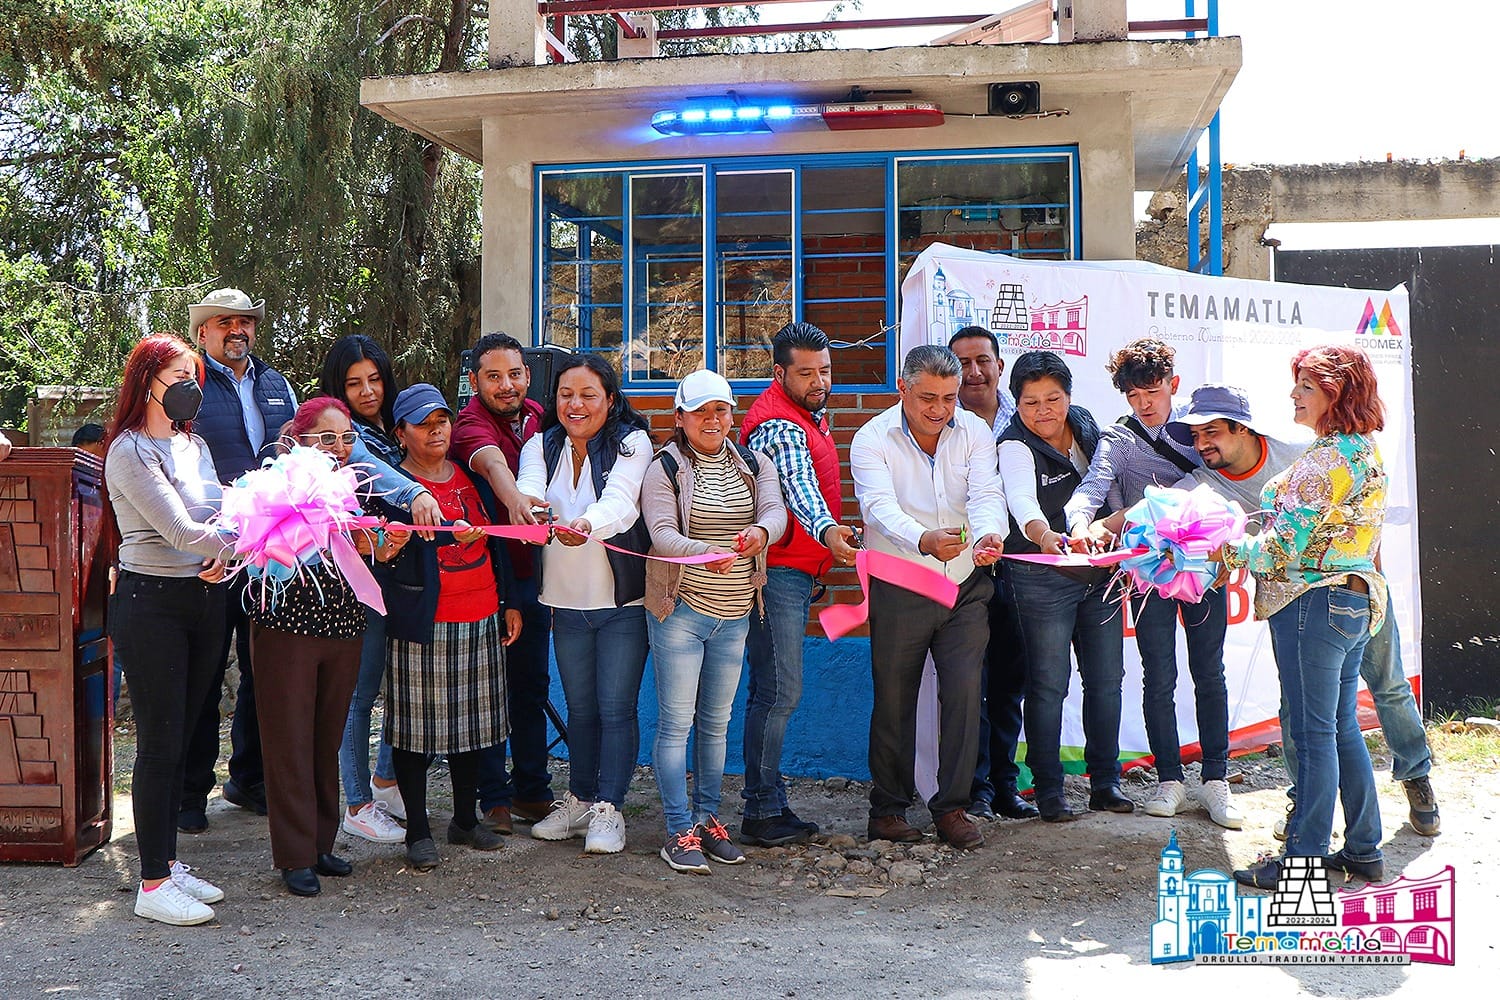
[927,265,1087,357]
[1151,830,1268,964]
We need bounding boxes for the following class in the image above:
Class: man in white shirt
[850,345,1007,850]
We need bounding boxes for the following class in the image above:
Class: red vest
[740,380,843,578]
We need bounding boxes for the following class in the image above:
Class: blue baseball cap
[392,383,453,428]
[1166,384,1258,446]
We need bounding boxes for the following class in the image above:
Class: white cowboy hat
[187,287,265,334]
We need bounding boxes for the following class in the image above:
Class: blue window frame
[537,146,1080,393]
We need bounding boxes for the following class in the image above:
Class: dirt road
[1,729,1493,998]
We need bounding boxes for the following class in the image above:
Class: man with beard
[450,332,557,831]
[178,288,298,831]
[737,322,860,846]
[947,326,1036,822]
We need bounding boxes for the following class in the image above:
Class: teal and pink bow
[1116,484,1247,603]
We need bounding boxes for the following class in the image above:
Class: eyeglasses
[298,431,359,447]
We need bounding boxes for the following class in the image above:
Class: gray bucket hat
[187,287,265,334]
[1165,384,1259,446]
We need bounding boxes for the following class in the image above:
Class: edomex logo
[1150,833,1455,967]
[1356,298,1403,337]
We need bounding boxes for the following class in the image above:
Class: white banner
[899,244,1419,774]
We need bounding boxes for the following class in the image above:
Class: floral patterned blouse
[1222,432,1388,634]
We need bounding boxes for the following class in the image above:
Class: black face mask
[155,378,203,423]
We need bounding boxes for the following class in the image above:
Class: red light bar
[820,101,945,131]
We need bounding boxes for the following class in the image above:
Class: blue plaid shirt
[746,413,838,544]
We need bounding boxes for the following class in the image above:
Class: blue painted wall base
[546,635,872,782]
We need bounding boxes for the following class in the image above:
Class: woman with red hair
[105,334,239,926]
[251,397,408,897]
[1217,345,1390,890]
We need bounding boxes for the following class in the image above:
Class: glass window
[716,171,792,380]
[896,155,1073,287]
[629,172,705,383]
[802,164,889,389]
[537,148,1077,392]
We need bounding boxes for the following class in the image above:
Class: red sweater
[740,380,843,579]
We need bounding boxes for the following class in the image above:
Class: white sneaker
[168,861,224,903]
[371,780,406,822]
[531,792,595,841]
[1199,779,1245,830]
[342,801,406,844]
[1143,780,1188,818]
[583,802,626,854]
[135,879,215,926]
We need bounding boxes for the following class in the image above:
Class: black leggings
[111,572,226,880]
[391,748,482,845]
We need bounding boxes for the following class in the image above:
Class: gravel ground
[1,723,1494,998]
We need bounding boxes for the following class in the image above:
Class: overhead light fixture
[652,100,943,136]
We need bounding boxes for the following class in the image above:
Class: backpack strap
[1118,415,1197,476]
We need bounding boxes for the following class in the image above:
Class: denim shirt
[349,431,426,514]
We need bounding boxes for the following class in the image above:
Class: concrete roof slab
[362,38,1239,191]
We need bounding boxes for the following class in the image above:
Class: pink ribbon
[818,549,962,641]
[361,518,731,566]
[1001,548,1145,568]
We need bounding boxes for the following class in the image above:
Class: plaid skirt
[384,612,509,754]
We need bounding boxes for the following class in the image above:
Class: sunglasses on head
[299,430,359,447]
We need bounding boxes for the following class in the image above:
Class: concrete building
[361,1,1241,778]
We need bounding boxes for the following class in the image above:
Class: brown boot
[935,808,984,850]
[867,813,923,843]
[483,805,513,835]
[511,799,557,824]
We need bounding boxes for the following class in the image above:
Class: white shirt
[998,437,1091,534]
[516,428,652,610]
[849,403,1008,582]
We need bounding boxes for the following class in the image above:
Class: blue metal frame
[535,145,1082,393]
[1185,0,1223,275]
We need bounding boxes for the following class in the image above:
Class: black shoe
[739,813,812,847]
[282,867,321,897]
[222,779,268,816]
[405,838,440,871]
[1088,785,1136,814]
[1037,797,1077,823]
[177,807,208,834]
[966,800,997,821]
[315,853,352,877]
[447,819,504,851]
[1324,849,1386,883]
[1233,854,1282,891]
[994,790,1041,820]
[781,807,819,834]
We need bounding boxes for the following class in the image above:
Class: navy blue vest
[999,404,1107,557]
[538,424,650,607]
[195,356,297,483]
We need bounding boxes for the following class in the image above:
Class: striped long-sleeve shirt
[746,415,838,544]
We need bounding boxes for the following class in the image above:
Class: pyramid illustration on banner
[1356,298,1403,337]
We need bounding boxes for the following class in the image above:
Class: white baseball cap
[674,369,736,411]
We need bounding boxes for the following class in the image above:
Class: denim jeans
[1282,592,1429,787]
[1270,585,1382,862]
[477,575,555,810]
[742,566,814,820]
[650,601,751,835]
[551,605,649,807]
[1133,587,1229,782]
[972,571,1027,803]
[338,606,396,810]
[1006,562,1125,802]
